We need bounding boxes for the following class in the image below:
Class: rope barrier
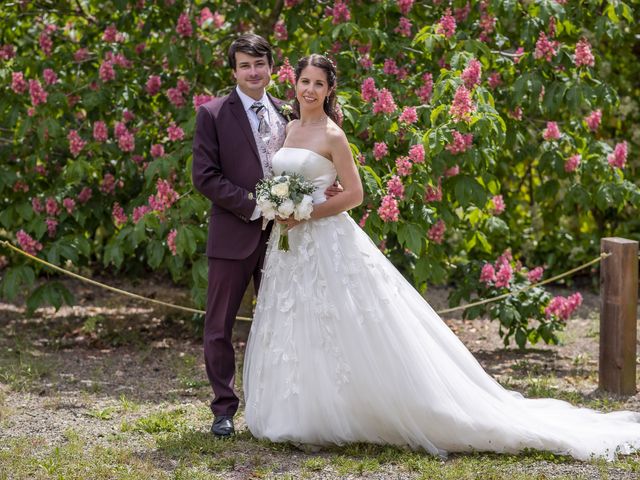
[0,240,615,320]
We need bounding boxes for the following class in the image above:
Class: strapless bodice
[271,147,337,204]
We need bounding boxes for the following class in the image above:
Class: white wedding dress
[243,147,640,461]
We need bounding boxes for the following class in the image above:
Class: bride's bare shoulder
[325,120,348,147]
[286,118,300,135]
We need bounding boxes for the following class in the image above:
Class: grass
[2,295,640,479]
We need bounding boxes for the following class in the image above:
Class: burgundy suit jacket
[192,89,290,259]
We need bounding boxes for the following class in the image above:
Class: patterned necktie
[250,101,271,139]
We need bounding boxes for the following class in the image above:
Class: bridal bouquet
[255,172,315,251]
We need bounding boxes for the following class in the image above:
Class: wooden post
[599,237,639,395]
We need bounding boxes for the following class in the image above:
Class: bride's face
[296,65,331,109]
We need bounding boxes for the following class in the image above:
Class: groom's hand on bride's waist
[325,181,343,198]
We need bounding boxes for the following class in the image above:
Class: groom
[191,34,291,437]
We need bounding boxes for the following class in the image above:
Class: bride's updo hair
[293,54,341,125]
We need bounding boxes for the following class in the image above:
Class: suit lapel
[228,89,260,162]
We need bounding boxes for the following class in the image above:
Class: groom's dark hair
[228,34,273,70]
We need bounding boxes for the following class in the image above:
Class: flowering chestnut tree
[0,0,637,346]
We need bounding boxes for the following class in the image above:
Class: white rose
[277,199,295,217]
[294,195,314,220]
[258,200,277,220]
[271,181,290,198]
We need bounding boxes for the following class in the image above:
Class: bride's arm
[309,129,363,220]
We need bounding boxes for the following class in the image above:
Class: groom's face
[233,51,272,100]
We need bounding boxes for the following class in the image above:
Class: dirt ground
[1,275,639,479]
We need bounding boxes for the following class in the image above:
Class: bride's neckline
[280,146,333,164]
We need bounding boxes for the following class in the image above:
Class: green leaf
[147,240,165,269]
[453,175,487,207]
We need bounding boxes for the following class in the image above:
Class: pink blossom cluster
[148,179,178,212]
[449,85,475,122]
[454,3,471,22]
[394,17,412,37]
[93,121,108,142]
[0,44,16,61]
[490,194,505,215]
[43,68,58,85]
[74,48,90,62]
[103,24,124,43]
[480,250,515,287]
[534,32,559,62]
[39,30,53,56]
[274,20,288,41]
[361,77,377,102]
[607,141,628,169]
[487,72,501,89]
[78,187,92,203]
[112,202,128,227]
[584,110,602,132]
[373,88,397,114]
[32,198,44,214]
[114,122,135,152]
[14,180,29,193]
[445,165,460,177]
[427,220,446,244]
[461,59,482,89]
[542,121,561,141]
[574,38,595,68]
[395,156,412,176]
[527,266,544,283]
[446,131,473,154]
[359,56,373,69]
[16,230,43,256]
[63,198,76,214]
[67,130,86,157]
[425,181,442,202]
[417,73,433,103]
[387,175,405,199]
[11,72,27,93]
[29,79,48,107]
[197,8,224,28]
[167,122,185,141]
[46,218,58,238]
[99,60,116,82]
[358,210,370,228]
[397,0,414,15]
[150,144,165,158]
[436,9,456,38]
[133,205,152,223]
[409,144,425,163]
[104,51,132,69]
[46,197,59,216]
[193,94,214,109]
[167,229,178,255]
[378,195,400,222]
[564,154,581,173]
[176,13,193,37]
[383,58,399,76]
[146,75,162,95]
[328,1,351,24]
[277,58,295,84]
[167,87,185,107]
[545,293,582,320]
[373,142,388,160]
[478,11,496,42]
[100,173,117,195]
[399,106,418,124]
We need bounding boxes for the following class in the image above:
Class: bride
[242,54,640,461]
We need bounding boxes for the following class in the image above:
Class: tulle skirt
[243,213,640,460]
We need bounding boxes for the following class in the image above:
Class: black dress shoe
[211,415,235,437]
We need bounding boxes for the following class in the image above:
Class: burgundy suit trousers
[204,226,271,417]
